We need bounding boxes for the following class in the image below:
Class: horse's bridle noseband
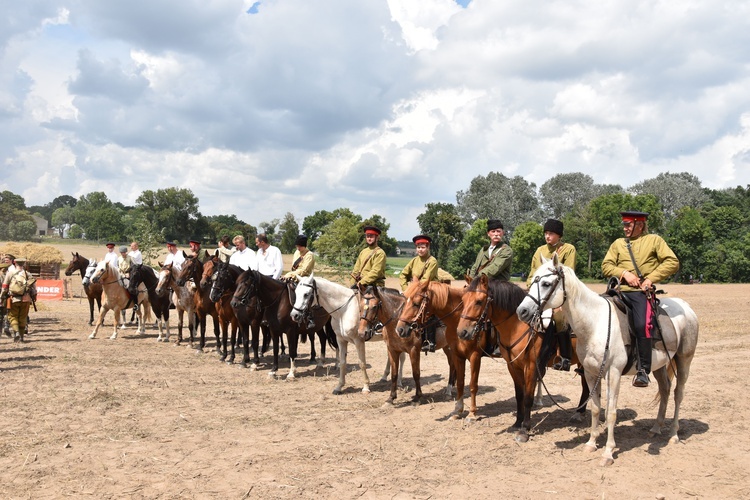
[526,266,568,322]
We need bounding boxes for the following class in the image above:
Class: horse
[359,284,452,405]
[64,253,102,325]
[155,262,196,346]
[230,270,335,379]
[128,264,171,342]
[201,258,241,363]
[175,256,220,354]
[454,275,587,442]
[88,261,152,339]
[291,276,401,395]
[516,254,699,465]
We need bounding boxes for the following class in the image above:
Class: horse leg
[197,314,207,353]
[354,338,371,394]
[465,351,482,422]
[212,315,221,356]
[315,329,326,368]
[583,370,603,453]
[221,318,230,363]
[450,355,467,420]
[110,307,122,339]
[268,333,280,378]
[409,346,423,404]
[333,337,348,395]
[88,297,95,326]
[89,305,110,339]
[533,381,544,409]
[571,368,590,423]
[650,365,670,437]
[516,364,539,443]
[443,347,456,398]
[286,330,300,380]
[250,321,260,370]
[383,347,400,405]
[600,374,622,466]
[175,309,184,345]
[668,352,694,444]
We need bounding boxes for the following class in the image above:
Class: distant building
[31,215,51,236]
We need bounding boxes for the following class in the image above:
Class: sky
[1,0,749,240]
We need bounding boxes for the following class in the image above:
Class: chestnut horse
[155,262,195,345]
[359,285,453,405]
[64,253,102,325]
[88,261,152,339]
[128,264,171,342]
[456,275,589,443]
[176,256,220,354]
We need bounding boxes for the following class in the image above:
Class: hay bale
[437,268,455,282]
[0,242,64,264]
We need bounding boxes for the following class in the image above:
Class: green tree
[303,208,360,245]
[629,172,707,220]
[9,220,37,241]
[416,202,464,269]
[361,215,397,256]
[258,219,280,246]
[665,207,710,282]
[205,214,256,244]
[315,217,361,266]
[51,205,76,237]
[456,173,542,233]
[74,192,126,242]
[278,212,300,253]
[539,172,603,219]
[130,217,166,266]
[0,190,33,235]
[510,221,544,277]
[446,219,492,278]
[134,187,203,243]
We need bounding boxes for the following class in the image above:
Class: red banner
[36,279,64,301]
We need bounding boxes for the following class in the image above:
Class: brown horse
[455,275,587,442]
[64,252,102,325]
[89,261,152,339]
[200,258,241,363]
[359,285,454,405]
[176,256,220,354]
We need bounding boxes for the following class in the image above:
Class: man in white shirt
[128,241,143,265]
[103,242,119,268]
[229,235,258,271]
[163,241,185,272]
[255,233,283,279]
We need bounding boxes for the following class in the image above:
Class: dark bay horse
[64,252,102,325]
[202,259,242,364]
[176,256,220,354]
[359,285,453,405]
[456,275,587,443]
[230,270,335,379]
[128,264,171,342]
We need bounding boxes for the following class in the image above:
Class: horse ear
[541,255,551,265]
[464,273,472,284]
[480,274,489,286]
[158,261,163,267]
[551,253,560,267]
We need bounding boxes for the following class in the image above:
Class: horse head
[89,260,111,284]
[457,274,491,341]
[200,258,216,292]
[516,254,567,325]
[395,280,430,338]
[231,270,258,309]
[64,252,85,276]
[357,286,382,341]
[155,263,173,295]
[210,260,236,303]
[290,275,316,324]
[176,256,200,287]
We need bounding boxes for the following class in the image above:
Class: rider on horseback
[602,211,679,387]
[399,234,440,352]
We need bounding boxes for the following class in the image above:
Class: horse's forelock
[466,275,485,292]
[487,280,526,312]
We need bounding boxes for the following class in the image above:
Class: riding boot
[422,316,438,353]
[633,337,652,387]
[553,326,572,372]
[489,325,501,357]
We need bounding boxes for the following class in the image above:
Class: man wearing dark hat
[400,234,440,352]
[163,241,186,272]
[284,235,315,281]
[0,257,36,342]
[469,219,513,280]
[0,259,10,337]
[188,238,211,264]
[602,211,679,387]
[527,219,577,371]
[350,226,386,287]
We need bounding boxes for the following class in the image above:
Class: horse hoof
[584,444,598,453]
[88,334,96,339]
[332,388,343,395]
[286,374,295,381]
[449,413,461,421]
[382,400,394,408]
[514,432,529,443]
[600,457,614,467]
[268,371,277,379]
[668,436,680,445]
[88,321,94,326]
[465,415,478,423]
[361,387,371,394]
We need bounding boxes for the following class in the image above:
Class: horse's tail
[324,318,338,350]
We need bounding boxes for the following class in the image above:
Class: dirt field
[1,242,749,499]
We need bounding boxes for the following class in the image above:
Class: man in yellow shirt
[399,234,438,290]
[284,235,315,281]
[602,211,679,387]
[350,226,386,288]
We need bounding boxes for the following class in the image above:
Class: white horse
[155,263,196,346]
[516,255,699,466]
[291,275,402,394]
[89,261,151,339]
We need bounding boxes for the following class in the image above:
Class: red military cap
[412,234,432,246]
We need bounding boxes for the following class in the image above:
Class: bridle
[458,287,492,341]
[359,288,402,341]
[524,266,568,324]
[397,290,430,334]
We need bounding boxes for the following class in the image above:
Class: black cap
[543,219,564,237]
[363,225,381,235]
[188,238,201,245]
[412,234,432,245]
[295,235,308,247]
[487,219,503,231]
[106,242,115,247]
[165,241,177,247]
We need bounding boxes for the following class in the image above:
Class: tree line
[2,171,749,282]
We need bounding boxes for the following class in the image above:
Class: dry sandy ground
[1,242,749,499]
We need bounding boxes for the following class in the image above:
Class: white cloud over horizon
[2,0,749,240]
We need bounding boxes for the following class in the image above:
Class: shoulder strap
[624,238,645,281]
[477,244,505,273]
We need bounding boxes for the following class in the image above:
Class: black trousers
[621,291,650,339]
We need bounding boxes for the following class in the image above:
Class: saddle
[604,281,678,371]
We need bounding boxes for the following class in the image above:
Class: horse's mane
[427,282,451,310]
[488,279,527,311]
[375,286,404,311]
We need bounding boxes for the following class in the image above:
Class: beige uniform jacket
[351,246,386,287]
[399,255,438,291]
[526,242,577,288]
[285,249,315,279]
[2,269,36,303]
[601,234,679,292]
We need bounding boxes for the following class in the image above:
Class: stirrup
[633,370,650,387]
[421,340,435,353]
[552,357,571,371]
